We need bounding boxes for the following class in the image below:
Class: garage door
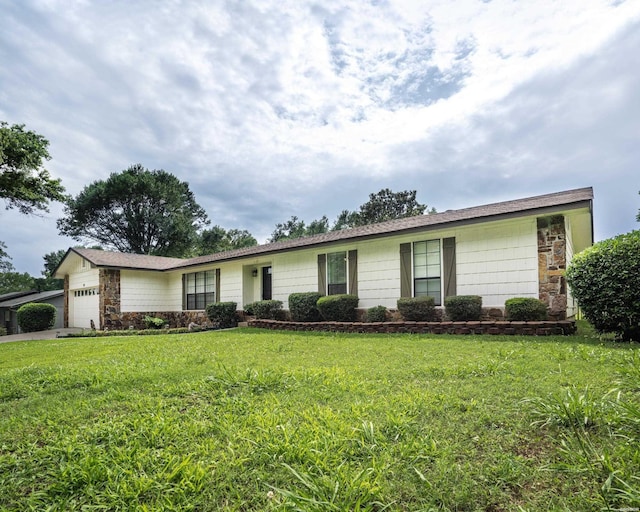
[70,288,99,328]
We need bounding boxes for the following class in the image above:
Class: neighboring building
[0,289,65,334]
[54,187,594,330]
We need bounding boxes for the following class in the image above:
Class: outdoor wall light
[252,269,258,277]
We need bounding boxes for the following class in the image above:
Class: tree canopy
[0,121,66,215]
[270,189,433,242]
[196,226,257,255]
[57,164,209,257]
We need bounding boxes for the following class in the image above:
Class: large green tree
[269,215,329,242]
[57,164,209,257]
[335,188,432,229]
[0,121,66,215]
[196,226,257,255]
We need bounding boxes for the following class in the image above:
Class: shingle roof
[0,289,63,308]
[59,187,593,273]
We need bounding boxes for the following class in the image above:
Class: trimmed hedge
[288,292,322,322]
[397,296,436,321]
[445,295,482,321]
[365,305,388,323]
[205,301,238,328]
[316,294,359,322]
[505,298,548,321]
[143,315,166,329]
[16,303,57,332]
[566,230,640,341]
[251,300,283,320]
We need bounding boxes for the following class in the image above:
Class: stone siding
[537,215,567,320]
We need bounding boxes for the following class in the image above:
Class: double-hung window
[413,240,442,305]
[327,251,347,295]
[184,270,215,310]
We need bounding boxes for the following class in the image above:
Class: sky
[1,0,639,276]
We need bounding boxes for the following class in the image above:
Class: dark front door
[262,266,272,300]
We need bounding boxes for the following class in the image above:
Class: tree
[57,164,209,257]
[333,188,433,229]
[269,215,329,242]
[0,241,13,273]
[566,230,640,341]
[34,249,67,291]
[196,226,257,255]
[0,121,66,215]
[0,271,35,295]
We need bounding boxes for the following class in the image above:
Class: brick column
[99,269,121,330]
[537,215,567,320]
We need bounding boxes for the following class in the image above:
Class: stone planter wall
[248,319,577,336]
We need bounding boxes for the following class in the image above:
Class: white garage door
[70,288,99,328]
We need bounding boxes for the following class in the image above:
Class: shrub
[243,302,256,316]
[251,300,283,320]
[566,230,640,341]
[16,303,57,332]
[289,292,322,322]
[505,298,548,321]
[365,305,388,322]
[316,294,359,322]
[0,326,6,336]
[397,297,436,321]
[445,295,482,321]
[205,302,238,328]
[143,315,166,329]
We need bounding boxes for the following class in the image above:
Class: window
[327,251,347,295]
[413,240,442,305]
[184,270,215,310]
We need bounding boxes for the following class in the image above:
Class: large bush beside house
[397,297,436,321]
[16,303,56,332]
[316,294,359,322]
[505,298,548,321]
[289,292,322,322]
[251,300,283,320]
[445,295,483,321]
[566,230,640,341]
[205,302,238,328]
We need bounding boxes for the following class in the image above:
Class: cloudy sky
[1,0,639,276]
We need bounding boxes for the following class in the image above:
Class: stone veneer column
[537,215,567,320]
[99,269,121,330]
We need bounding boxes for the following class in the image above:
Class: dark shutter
[400,243,412,297]
[348,250,358,296]
[215,268,221,303]
[443,237,456,298]
[317,254,326,296]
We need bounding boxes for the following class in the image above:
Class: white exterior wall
[66,254,100,328]
[454,218,538,307]
[120,270,183,312]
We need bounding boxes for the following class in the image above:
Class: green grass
[0,323,638,511]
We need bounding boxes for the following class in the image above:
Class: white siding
[67,254,100,328]
[120,270,183,312]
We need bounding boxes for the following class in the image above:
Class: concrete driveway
[0,328,84,344]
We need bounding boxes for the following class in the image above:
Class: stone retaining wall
[248,319,577,336]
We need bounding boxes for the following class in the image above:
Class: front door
[262,266,272,300]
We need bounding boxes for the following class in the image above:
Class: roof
[0,289,64,308]
[55,187,593,274]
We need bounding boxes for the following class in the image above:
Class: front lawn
[0,325,638,510]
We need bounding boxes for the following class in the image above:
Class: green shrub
[397,296,436,321]
[445,295,482,321]
[365,305,388,322]
[251,300,283,320]
[289,292,322,322]
[16,303,57,332]
[205,302,238,328]
[0,326,7,336]
[143,315,166,329]
[243,302,256,316]
[505,298,548,321]
[316,294,359,322]
[566,230,640,341]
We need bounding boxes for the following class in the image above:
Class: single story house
[0,289,65,334]
[53,187,593,330]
